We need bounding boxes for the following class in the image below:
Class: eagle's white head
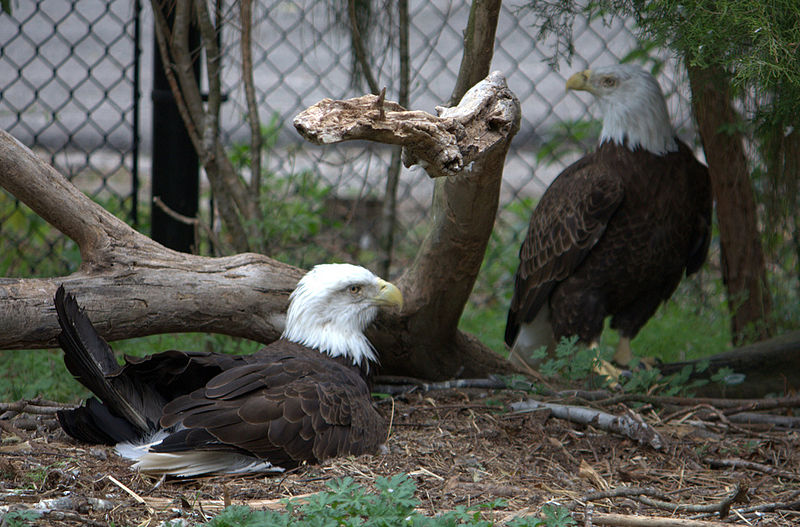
[281,263,403,369]
[566,63,678,155]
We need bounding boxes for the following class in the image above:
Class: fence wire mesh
[0,0,139,277]
[1,1,696,341]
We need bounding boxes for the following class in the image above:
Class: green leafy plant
[620,362,710,397]
[1,511,39,527]
[508,504,576,527]
[536,336,612,388]
[200,474,572,527]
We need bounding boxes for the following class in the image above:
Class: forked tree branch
[295,72,520,377]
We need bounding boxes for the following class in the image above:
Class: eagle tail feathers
[54,285,153,441]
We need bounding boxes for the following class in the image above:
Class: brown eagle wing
[505,157,624,347]
[155,342,385,468]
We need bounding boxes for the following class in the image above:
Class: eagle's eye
[348,285,362,295]
[601,76,617,88]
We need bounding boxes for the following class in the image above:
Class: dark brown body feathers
[505,140,711,346]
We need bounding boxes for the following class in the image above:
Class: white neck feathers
[280,264,381,370]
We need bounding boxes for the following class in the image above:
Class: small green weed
[199,474,571,527]
[1,511,39,527]
[619,362,710,397]
[536,336,612,387]
[526,338,738,397]
[24,466,49,490]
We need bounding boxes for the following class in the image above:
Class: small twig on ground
[142,492,315,513]
[510,399,665,450]
[720,395,800,415]
[0,398,72,417]
[725,412,800,428]
[552,388,613,401]
[635,483,746,518]
[704,457,800,481]
[107,474,155,515]
[730,498,800,515]
[579,511,743,526]
[582,486,672,502]
[42,510,108,527]
[689,404,778,438]
[691,490,800,519]
[581,484,745,518]
[583,503,593,527]
[373,376,508,394]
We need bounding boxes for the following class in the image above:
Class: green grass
[197,474,571,527]
[0,349,83,402]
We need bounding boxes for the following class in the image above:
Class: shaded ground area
[1,388,798,526]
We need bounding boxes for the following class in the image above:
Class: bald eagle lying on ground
[55,264,403,476]
[505,64,712,369]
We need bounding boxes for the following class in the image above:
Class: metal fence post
[150,7,200,253]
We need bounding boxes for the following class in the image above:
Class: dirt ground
[1,387,798,526]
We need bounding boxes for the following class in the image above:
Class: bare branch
[240,0,262,201]
[510,398,666,450]
[347,0,379,95]
[152,195,228,253]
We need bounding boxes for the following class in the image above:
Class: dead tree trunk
[687,64,774,343]
[0,71,519,380]
[293,73,519,378]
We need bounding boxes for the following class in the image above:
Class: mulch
[1,386,798,526]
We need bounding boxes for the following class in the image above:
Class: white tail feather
[115,431,283,476]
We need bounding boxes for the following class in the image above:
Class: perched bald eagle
[55,264,403,476]
[505,64,712,368]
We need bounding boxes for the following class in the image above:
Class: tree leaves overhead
[519,0,800,118]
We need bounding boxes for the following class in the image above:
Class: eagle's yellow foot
[612,336,633,367]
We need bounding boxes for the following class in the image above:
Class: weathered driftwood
[294,71,519,180]
[0,72,520,380]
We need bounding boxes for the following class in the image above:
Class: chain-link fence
[0,0,140,277]
[1,1,695,329]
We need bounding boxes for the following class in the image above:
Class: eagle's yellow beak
[374,279,403,310]
[566,69,593,93]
